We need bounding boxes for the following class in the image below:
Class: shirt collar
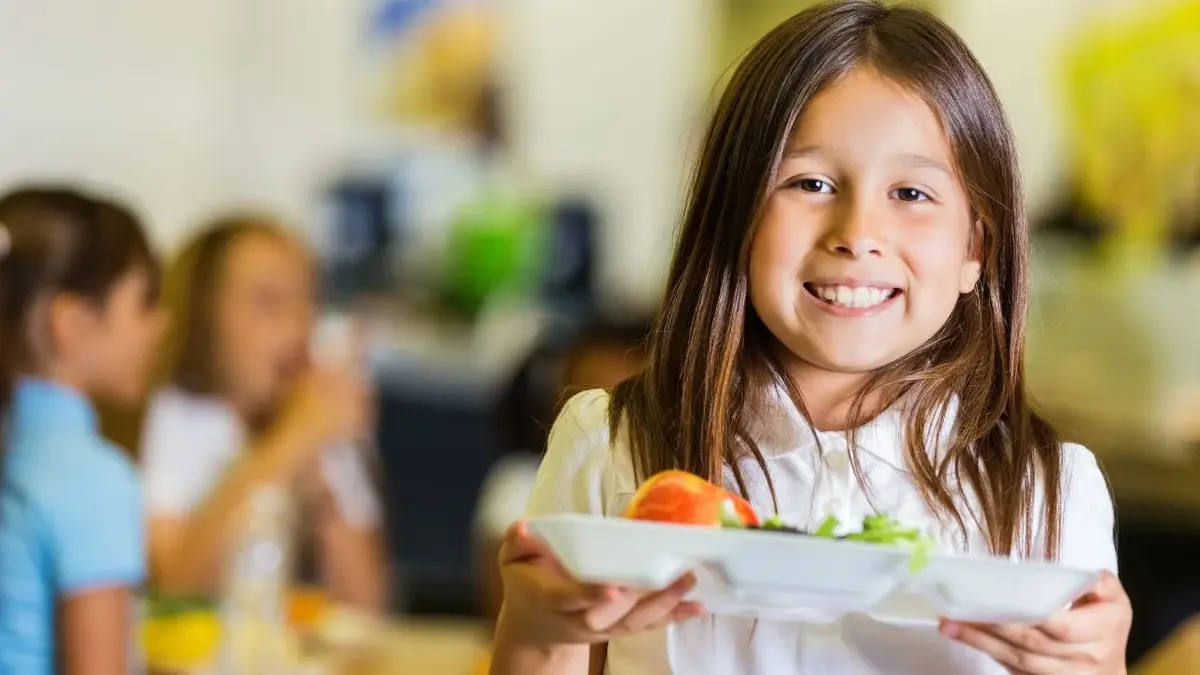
[748,380,958,470]
[9,378,98,432]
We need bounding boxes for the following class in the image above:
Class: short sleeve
[140,389,244,517]
[319,444,382,529]
[525,389,628,518]
[1056,443,1118,573]
[47,449,145,593]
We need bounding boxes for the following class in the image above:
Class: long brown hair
[155,214,290,397]
[610,0,1063,559]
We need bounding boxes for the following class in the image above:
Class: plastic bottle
[220,485,294,675]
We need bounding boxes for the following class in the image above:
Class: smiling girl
[489,2,1130,674]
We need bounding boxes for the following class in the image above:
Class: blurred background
[2,0,1198,671]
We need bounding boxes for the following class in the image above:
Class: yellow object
[368,5,496,131]
[141,610,222,671]
[1062,0,1200,264]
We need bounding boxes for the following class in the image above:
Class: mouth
[803,282,902,311]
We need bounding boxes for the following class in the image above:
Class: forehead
[786,67,953,169]
[219,232,310,287]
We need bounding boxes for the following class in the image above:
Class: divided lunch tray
[528,515,1099,625]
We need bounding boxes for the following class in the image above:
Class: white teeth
[813,284,894,309]
[853,287,870,306]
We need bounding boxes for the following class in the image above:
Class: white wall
[0,0,370,250]
[0,1,241,248]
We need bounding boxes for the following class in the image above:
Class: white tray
[528,515,1099,625]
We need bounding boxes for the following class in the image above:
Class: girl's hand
[498,520,705,647]
[280,366,375,447]
[940,571,1131,675]
[296,462,337,517]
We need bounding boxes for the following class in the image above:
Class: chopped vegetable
[760,515,786,530]
[735,512,934,571]
[718,498,747,528]
[813,515,839,538]
[843,515,935,572]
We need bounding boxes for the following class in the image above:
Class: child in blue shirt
[0,187,164,675]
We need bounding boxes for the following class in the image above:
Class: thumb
[500,520,558,565]
[1076,570,1124,606]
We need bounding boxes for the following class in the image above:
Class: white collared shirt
[524,388,1117,675]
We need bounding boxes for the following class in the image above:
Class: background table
[1133,616,1200,674]
[366,619,489,674]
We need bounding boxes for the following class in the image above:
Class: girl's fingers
[577,588,642,632]
[637,602,707,634]
[1084,571,1126,604]
[615,574,700,633]
[544,579,619,613]
[500,521,557,565]
[671,601,706,622]
[1037,601,1126,645]
[952,621,1082,660]
[577,573,698,635]
[941,622,1063,674]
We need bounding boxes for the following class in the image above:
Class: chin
[814,357,890,375]
[794,343,905,376]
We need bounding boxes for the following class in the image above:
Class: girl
[0,187,165,675]
[492,2,1131,674]
[139,216,388,610]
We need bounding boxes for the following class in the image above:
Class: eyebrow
[896,152,953,176]
[783,145,823,160]
[782,145,953,176]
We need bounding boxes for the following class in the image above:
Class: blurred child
[477,319,650,622]
[139,215,388,610]
[0,187,165,675]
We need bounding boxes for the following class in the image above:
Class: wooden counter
[1133,616,1200,674]
[329,619,488,675]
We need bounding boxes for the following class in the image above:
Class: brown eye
[892,187,930,202]
[794,178,834,194]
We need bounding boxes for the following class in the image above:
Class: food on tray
[626,471,935,571]
[624,470,759,527]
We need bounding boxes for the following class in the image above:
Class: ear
[46,294,98,358]
[959,259,982,294]
[959,218,983,294]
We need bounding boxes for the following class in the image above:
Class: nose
[821,198,885,259]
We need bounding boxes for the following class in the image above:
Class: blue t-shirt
[0,379,144,674]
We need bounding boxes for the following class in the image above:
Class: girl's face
[749,66,982,380]
[68,266,166,404]
[213,232,313,417]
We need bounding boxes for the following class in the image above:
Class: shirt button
[809,620,841,636]
[826,450,849,472]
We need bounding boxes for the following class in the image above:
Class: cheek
[749,203,814,298]
[904,238,973,314]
